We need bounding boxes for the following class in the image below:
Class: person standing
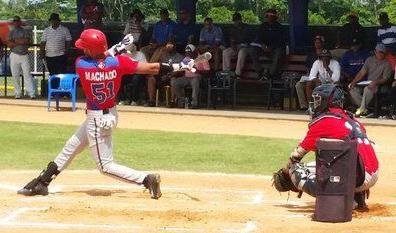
[7,16,35,99]
[16,29,185,199]
[80,0,105,29]
[40,13,72,75]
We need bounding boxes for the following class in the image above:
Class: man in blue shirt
[141,9,176,62]
[173,9,199,54]
[198,17,224,70]
[341,38,370,86]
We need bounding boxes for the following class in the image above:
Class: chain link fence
[1,26,48,97]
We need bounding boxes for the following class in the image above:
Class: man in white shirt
[309,49,341,84]
[40,13,72,75]
[306,50,341,104]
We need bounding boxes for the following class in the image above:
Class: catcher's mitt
[272,168,299,193]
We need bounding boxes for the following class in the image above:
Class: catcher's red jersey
[300,108,379,175]
[76,55,138,110]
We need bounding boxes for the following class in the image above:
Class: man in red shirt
[16,29,179,199]
[285,84,379,211]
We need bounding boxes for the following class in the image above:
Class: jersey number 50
[91,81,115,104]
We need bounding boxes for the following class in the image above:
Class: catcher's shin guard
[17,161,60,196]
[289,163,316,197]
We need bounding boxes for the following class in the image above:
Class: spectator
[390,76,396,119]
[118,43,147,106]
[123,9,147,48]
[198,17,223,71]
[295,35,324,111]
[348,43,392,117]
[145,41,184,107]
[171,44,210,109]
[340,38,370,87]
[141,9,176,63]
[235,9,286,79]
[222,12,251,72]
[40,13,72,75]
[378,12,396,70]
[7,16,35,99]
[336,12,365,49]
[306,49,341,104]
[173,9,199,53]
[80,0,105,29]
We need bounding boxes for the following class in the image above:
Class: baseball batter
[17,29,178,199]
[273,84,379,211]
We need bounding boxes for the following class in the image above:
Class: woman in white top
[123,9,147,48]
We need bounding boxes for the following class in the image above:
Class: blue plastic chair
[47,74,79,112]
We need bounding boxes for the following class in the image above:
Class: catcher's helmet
[309,84,344,115]
[75,29,108,56]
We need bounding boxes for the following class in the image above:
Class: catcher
[273,84,379,211]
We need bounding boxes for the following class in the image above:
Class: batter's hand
[98,114,116,130]
[107,34,134,57]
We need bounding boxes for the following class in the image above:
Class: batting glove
[98,114,116,130]
[107,34,134,57]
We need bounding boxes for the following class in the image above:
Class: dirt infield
[1,104,396,232]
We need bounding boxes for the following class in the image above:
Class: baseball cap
[347,12,358,19]
[12,16,21,22]
[160,8,169,15]
[379,12,388,20]
[318,49,332,58]
[185,44,196,53]
[49,13,60,21]
[314,35,325,43]
[375,43,386,53]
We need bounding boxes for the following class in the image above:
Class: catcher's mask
[308,84,345,116]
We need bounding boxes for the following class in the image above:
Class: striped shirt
[42,25,72,57]
[377,25,396,49]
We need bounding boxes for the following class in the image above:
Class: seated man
[295,35,325,111]
[173,9,199,53]
[145,41,184,107]
[235,9,286,79]
[118,43,147,106]
[140,9,175,62]
[171,44,210,109]
[199,17,223,71]
[274,84,379,212]
[306,49,341,107]
[340,38,370,87]
[390,76,396,119]
[222,12,251,73]
[348,43,392,117]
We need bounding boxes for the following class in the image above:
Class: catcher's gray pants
[350,85,377,111]
[54,106,147,184]
[289,162,378,197]
[171,76,201,106]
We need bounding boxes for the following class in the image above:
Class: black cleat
[143,173,162,199]
[354,191,369,212]
[17,182,48,196]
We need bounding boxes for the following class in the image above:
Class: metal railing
[1,25,48,97]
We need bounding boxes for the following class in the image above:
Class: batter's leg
[86,110,161,199]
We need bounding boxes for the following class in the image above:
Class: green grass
[0,121,301,175]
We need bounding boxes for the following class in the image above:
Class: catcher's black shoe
[354,191,369,212]
[17,180,48,196]
[143,173,162,199]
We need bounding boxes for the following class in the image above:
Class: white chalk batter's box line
[0,183,265,205]
[0,207,258,232]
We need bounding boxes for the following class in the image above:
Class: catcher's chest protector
[314,139,357,222]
